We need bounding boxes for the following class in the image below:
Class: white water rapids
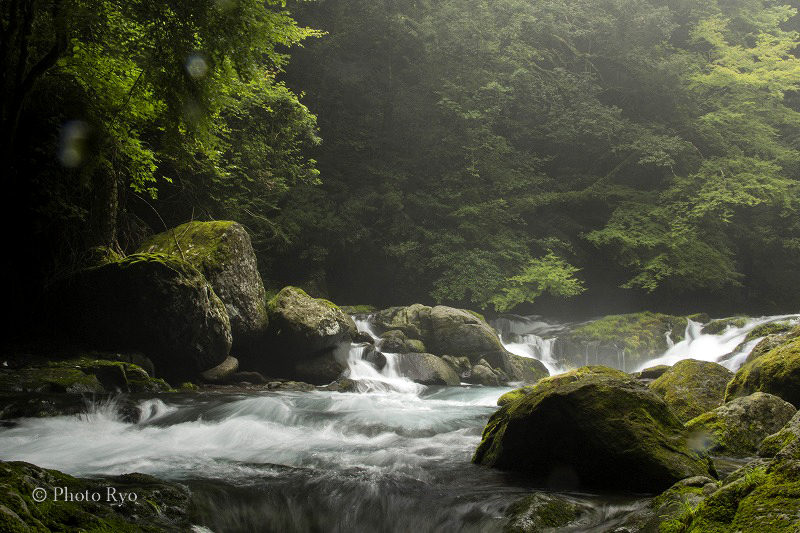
[0,312,797,531]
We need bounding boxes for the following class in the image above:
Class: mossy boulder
[394,353,460,386]
[634,365,671,381]
[649,360,733,423]
[376,330,426,354]
[725,337,800,407]
[686,392,796,458]
[429,306,506,360]
[0,358,170,398]
[759,410,800,458]
[473,366,714,492]
[138,221,269,354]
[52,253,232,382]
[702,316,750,335]
[0,461,190,532]
[662,437,800,531]
[372,304,433,340]
[465,361,507,386]
[554,312,687,369]
[503,493,592,532]
[745,325,800,365]
[242,287,355,383]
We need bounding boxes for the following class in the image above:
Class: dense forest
[4,0,800,333]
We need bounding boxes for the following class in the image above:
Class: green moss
[702,316,750,336]
[497,385,534,406]
[178,382,199,391]
[138,220,237,272]
[340,305,377,315]
[760,430,798,458]
[649,360,732,423]
[745,322,796,343]
[567,312,687,361]
[726,337,800,407]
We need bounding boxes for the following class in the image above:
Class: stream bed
[0,386,649,532]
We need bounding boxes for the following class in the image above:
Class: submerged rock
[503,492,593,532]
[0,461,190,531]
[52,253,232,382]
[138,221,269,354]
[726,336,800,407]
[473,366,714,493]
[686,392,796,458]
[394,353,460,386]
[649,359,733,423]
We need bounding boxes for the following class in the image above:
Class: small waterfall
[635,314,800,371]
[501,333,563,375]
[346,315,425,394]
[345,344,425,394]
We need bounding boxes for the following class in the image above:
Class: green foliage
[491,254,586,312]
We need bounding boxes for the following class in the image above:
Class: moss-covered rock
[649,360,733,423]
[394,353,460,386]
[244,287,355,383]
[503,492,592,532]
[634,365,671,381]
[429,306,506,360]
[465,361,506,386]
[554,312,688,368]
[504,353,549,384]
[51,253,232,382]
[663,440,800,532]
[0,358,171,399]
[138,221,269,354]
[745,322,798,343]
[725,337,800,407]
[745,326,800,365]
[372,304,433,340]
[759,411,800,458]
[496,385,535,406]
[702,316,750,335]
[340,305,377,315]
[376,330,426,354]
[685,392,796,458]
[473,366,714,492]
[0,461,190,531]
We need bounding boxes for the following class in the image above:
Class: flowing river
[0,313,797,531]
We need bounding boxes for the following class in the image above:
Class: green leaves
[491,254,586,312]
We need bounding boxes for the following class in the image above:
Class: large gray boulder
[240,287,355,384]
[53,253,232,382]
[473,366,715,492]
[686,392,796,457]
[138,221,268,354]
[429,306,505,360]
[394,353,460,386]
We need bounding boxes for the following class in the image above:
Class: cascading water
[491,313,800,376]
[0,313,652,532]
[635,314,800,371]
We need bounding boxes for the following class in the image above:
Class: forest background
[3,0,800,335]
